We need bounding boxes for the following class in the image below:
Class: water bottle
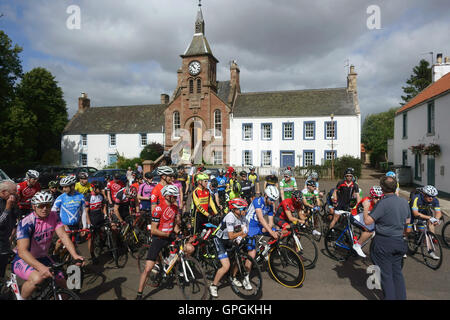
[200,229,207,239]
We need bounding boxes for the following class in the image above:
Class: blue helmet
[386,171,396,178]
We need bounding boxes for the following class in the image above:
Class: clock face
[189,61,201,75]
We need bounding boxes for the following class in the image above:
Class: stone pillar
[143,160,154,174]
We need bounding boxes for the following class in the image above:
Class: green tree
[140,142,164,161]
[401,59,432,105]
[361,108,397,167]
[15,67,68,161]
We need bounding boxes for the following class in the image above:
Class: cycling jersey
[246,197,274,229]
[351,197,375,216]
[227,178,241,200]
[17,181,41,210]
[240,179,253,200]
[302,188,319,206]
[248,173,259,186]
[173,180,183,207]
[411,194,440,216]
[215,176,228,192]
[280,178,297,199]
[192,187,217,217]
[138,182,154,211]
[114,188,130,205]
[276,198,302,221]
[151,183,165,207]
[85,192,105,214]
[265,175,278,186]
[218,212,247,240]
[106,180,125,203]
[152,201,179,233]
[52,192,85,226]
[335,180,359,210]
[75,182,93,195]
[0,198,18,254]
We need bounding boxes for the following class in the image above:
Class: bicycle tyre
[114,236,129,268]
[285,232,318,270]
[420,231,443,270]
[176,256,208,300]
[45,288,80,300]
[406,231,419,256]
[267,244,305,288]
[312,213,323,242]
[230,253,263,300]
[441,221,450,248]
[324,227,352,261]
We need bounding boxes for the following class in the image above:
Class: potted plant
[423,143,441,156]
[409,144,425,155]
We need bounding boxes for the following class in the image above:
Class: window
[402,150,408,166]
[402,113,407,138]
[303,150,315,166]
[427,101,435,135]
[80,153,87,166]
[283,123,294,140]
[213,151,223,165]
[261,123,272,140]
[261,151,272,166]
[189,79,194,94]
[415,153,422,180]
[197,78,201,94]
[81,134,87,147]
[214,110,222,137]
[243,150,252,166]
[242,123,253,140]
[140,133,147,146]
[173,111,181,138]
[109,134,116,147]
[304,122,315,140]
[325,121,337,140]
[108,154,118,166]
[325,150,337,162]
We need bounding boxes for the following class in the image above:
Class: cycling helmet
[265,185,280,201]
[369,186,384,198]
[283,169,292,177]
[60,175,77,186]
[78,171,89,179]
[291,190,303,203]
[310,171,319,180]
[48,181,58,188]
[210,179,218,188]
[196,173,209,182]
[161,185,180,197]
[229,198,248,210]
[386,171,396,178]
[240,171,247,177]
[249,166,256,171]
[157,166,174,176]
[26,170,40,179]
[306,180,316,187]
[144,172,153,180]
[344,168,354,176]
[31,191,54,205]
[422,185,438,197]
[218,168,225,175]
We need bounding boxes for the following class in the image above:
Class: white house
[393,53,450,195]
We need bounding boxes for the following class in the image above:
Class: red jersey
[351,197,375,216]
[152,201,179,233]
[151,183,165,207]
[276,198,302,221]
[17,181,41,209]
[106,180,125,203]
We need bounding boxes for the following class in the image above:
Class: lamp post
[331,113,335,180]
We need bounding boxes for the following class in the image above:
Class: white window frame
[213,150,223,165]
[109,134,116,147]
[304,122,315,139]
[283,123,294,140]
[243,123,252,140]
[262,150,272,167]
[140,133,147,146]
[81,134,87,147]
[262,123,272,140]
[214,110,222,138]
[173,111,181,138]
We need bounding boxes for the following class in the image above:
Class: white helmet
[31,191,54,205]
[157,166,174,176]
[26,170,40,179]
[310,171,319,179]
[161,185,180,197]
[265,185,279,201]
[422,185,438,197]
[283,169,292,177]
[60,175,77,186]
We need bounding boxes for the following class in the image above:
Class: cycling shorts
[12,256,64,281]
[146,236,170,262]
[213,237,233,260]
[350,213,374,232]
[273,216,290,230]
[88,211,105,229]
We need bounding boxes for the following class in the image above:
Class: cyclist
[305,171,324,197]
[227,171,242,201]
[279,169,297,201]
[302,180,322,237]
[350,186,384,258]
[248,166,260,195]
[239,170,253,205]
[0,180,18,280]
[325,187,337,222]
[136,185,190,300]
[275,190,305,229]
[106,173,126,208]
[17,170,41,219]
[330,168,361,231]
[48,181,62,200]
[74,172,92,196]
[113,184,137,224]
[151,166,175,214]
[173,173,185,211]
[191,173,218,235]
[85,182,107,264]
[208,179,222,215]
[12,191,84,300]
[263,170,279,191]
[386,171,400,196]
[138,172,154,216]
[215,169,228,209]
[209,198,250,298]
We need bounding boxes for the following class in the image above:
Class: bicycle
[406,219,443,270]
[441,219,450,248]
[120,215,150,259]
[281,222,318,269]
[137,236,208,300]
[94,217,129,268]
[303,205,324,242]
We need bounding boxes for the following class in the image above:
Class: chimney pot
[78,92,90,113]
[161,94,169,104]
[445,57,450,64]
[437,53,443,64]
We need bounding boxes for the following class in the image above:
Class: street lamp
[331,113,335,180]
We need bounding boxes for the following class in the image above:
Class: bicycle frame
[411,222,436,253]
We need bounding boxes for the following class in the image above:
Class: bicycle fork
[292,232,304,252]
[7,273,24,300]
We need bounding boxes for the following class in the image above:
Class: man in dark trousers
[364,176,410,300]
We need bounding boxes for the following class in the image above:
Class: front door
[427,156,435,186]
[190,121,203,164]
[281,151,295,168]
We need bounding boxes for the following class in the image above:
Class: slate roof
[216,81,231,104]
[63,104,166,135]
[233,88,357,117]
[181,34,217,62]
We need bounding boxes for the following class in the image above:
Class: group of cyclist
[0,163,444,300]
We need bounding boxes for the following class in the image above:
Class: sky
[1,0,449,122]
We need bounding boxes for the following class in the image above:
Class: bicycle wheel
[324,227,352,261]
[230,253,262,300]
[420,232,443,270]
[267,244,305,288]
[114,236,129,268]
[406,231,419,256]
[285,232,318,270]
[176,256,208,300]
[45,288,80,300]
[441,221,450,248]
[312,213,323,242]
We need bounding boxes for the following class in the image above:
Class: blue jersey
[411,194,440,216]
[215,176,228,192]
[52,192,86,226]
[246,197,274,228]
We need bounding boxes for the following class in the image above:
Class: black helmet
[239,171,247,177]
[144,172,153,180]
[344,168,354,176]
[306,180,316,187]
[210,179,218,188]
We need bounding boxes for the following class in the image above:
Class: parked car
[88,169,127,186]
[31,165,73,189]
[0,169,12,182]
[58,167,98,179]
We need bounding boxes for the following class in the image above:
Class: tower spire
[195,0,205,34]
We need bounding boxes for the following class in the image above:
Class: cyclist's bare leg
[21,270,46,299]
[138,260,156,293]
[212,258,230,286]
[358,231,374,246]
[245,249,256,271]
[329,213,340,229]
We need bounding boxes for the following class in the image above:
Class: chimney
[78,92,90,113]
[437,53,443,64]
[161,94,169,104]
[347,65,360,114]
[432,53,450,82]
[228,60,241,104]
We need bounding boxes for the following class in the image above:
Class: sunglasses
[36,203,52,209]
[345,175,353,177]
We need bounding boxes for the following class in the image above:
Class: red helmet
[228,198,248,210]
[291,190,303,205]
[369,186,383,198]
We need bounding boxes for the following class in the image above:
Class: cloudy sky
[1,0,450,121]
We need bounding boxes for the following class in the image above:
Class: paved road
[73,167,449,300]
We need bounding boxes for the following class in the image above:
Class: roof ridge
[238,87,348,96]
[89,104,166,109]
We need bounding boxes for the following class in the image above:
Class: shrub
[140,143,164,161]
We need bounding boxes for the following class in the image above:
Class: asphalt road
[70,167,450,300]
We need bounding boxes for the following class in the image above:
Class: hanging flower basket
[409,144,425,155]
[423,143,441,156]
